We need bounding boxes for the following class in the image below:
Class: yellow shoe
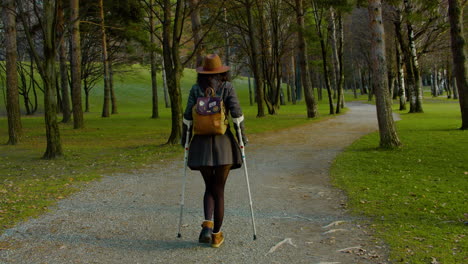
[211,231,224,248]
[199,220,214,243]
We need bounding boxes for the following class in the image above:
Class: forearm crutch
[233,116,257,240]
[178,119,192,238]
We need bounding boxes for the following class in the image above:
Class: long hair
[197,72,230,91]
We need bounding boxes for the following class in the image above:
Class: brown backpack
[192,86,228,135]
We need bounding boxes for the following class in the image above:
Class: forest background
[0,0,467,263]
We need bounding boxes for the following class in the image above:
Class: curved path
[0,102,389,264]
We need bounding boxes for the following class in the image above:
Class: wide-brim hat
[196,54,230,74]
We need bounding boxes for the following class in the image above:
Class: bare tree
[57,0,71,123]
[295,0,318,118]
[2,0,22,145]
[19,0,63,158]
[311,0,334,114]
[70,0,84,128]
[368,0,401,148]
[99,0,112,118]
[147,0,225,143]
[189,0,203,67]
[2,0,22,144]
[246,0,266,117]
[448,0,467,129]
[148,0,159,118]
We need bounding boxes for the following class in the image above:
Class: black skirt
[187,128,242,170]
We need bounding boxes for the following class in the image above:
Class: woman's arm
[183,85,199,120]
[224,83,243,118]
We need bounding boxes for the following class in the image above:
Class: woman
[182,54,247,248]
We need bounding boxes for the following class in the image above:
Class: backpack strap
[219,81,227,100]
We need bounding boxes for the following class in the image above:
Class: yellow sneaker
[211,231,224,248]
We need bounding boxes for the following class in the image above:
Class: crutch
[177,119,192,238]
[233,116,257,240]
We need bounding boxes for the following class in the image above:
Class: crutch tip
[253,235,257,240]
[177,233,182,238]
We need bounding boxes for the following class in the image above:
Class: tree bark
[70,0,84,128]
[290,55,297,104]
[395,35,406,110]
[109,62,117,114]
[43,0,63,159]
[162,0,184,144]
[448,0,468,129]
[368,0,401,148]
[99,0,111,118]
[189,0,204,67]
[246,0,265,117]
[149,0,159,118]
[162,57,170,108]
[329,7,339,101]
[312,0,334,114]
[58,1,71,123]
[404,0,423,113]
[336,11,345,113]
[2,0,22,145]
[296,0,318,118]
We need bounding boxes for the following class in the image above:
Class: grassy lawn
[332,101,467,263]
[0,64,339,234]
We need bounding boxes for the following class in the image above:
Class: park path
[0,102,389,264]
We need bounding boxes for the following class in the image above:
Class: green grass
[332,102,467,263]
[0,64,345,234]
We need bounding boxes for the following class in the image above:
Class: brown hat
[196,54,230,74]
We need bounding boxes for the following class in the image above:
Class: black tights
[200,165,231,233]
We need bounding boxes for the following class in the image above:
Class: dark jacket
[183,81,243,170]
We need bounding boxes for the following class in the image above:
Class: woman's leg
[200,167,215,221]
[211,165,232,233]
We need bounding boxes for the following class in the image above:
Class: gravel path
[0,102,390,264]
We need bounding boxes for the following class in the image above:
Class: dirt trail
[0,102,389,264]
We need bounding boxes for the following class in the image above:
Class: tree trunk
[248,75,254,106]
[188,0,203,67]
[99,0,111,118]
[31,55,38,114]
[448,0,468,129]
[58,1,71,123]
[109,62,117,114]
[162,57,170,108]
[43,0,63,159]
[404,0,423,113]
[84,81,90,112]
[162,0,184,144]
[312,1,333,114]
[336,12,345,113]
[395,36,406,111]
[296,0,318,118]
[446,61,453,99]
[224,7,230,66]
[2,0,22,145]
[246,0,265,117]
[368,0,401,148]
[290,55,297,104]
[55,72,62,112]
[70,0,84,128]
[149,0,159,118]
[329,7,340,103]
[431,69,438,97]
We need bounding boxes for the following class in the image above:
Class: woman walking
[182,54,247,248]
